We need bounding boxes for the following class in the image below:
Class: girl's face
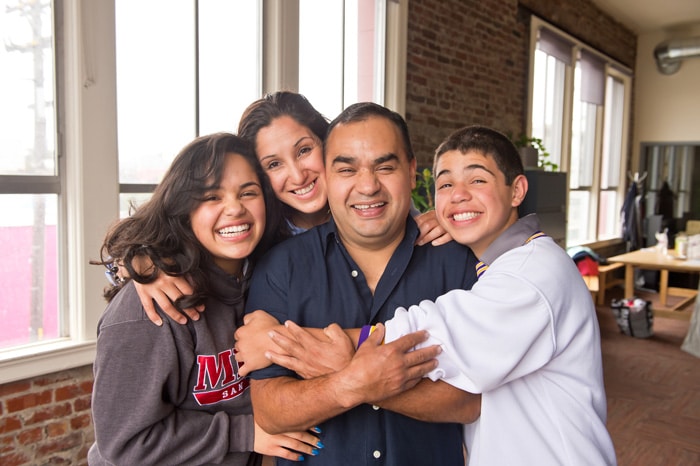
[190,153,266,275]
[255,115,328,220]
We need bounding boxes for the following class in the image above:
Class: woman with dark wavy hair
[89,133,319,465]
[238,91,331,234]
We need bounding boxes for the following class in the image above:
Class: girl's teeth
[218,224,250,235]
[294,181,315,195]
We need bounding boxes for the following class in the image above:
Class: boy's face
[434,149,527,258]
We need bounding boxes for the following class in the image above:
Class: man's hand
[264,321,355,379]
[235,312,355,378]
[414,210,452,246]
[334,324,441,408]
[234,310,286,376]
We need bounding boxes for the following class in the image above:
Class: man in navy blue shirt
[243,103,480,465]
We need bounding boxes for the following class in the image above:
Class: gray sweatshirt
[88,263,260,466]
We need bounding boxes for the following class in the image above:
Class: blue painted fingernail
[316,441,325,449]
[298,455,305,461]
[312,426,322,433]
[312,449,319,455]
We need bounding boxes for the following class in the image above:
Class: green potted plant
[512,135,558,171]
[411,167,434,213]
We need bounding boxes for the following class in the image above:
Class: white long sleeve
[384,236,616,465]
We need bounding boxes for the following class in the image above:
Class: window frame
[0,0,408,384]
[0,0,117,384]
[527,17,632,249]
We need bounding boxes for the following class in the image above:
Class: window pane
[299,0,345,118]
[119,193,152,219]
[598,190,618,240]
[0,194,59,349]
[115,0,196,185]
[573,101,597,188]
[346,0,381,104]
[199,0,261,133]
[0,0,56,176]
[300,0,383,118]
[642,144,697,220]
[570,64,597,189]
[531,50,565,168]
[567,190,591,245]
[601,76,624,189]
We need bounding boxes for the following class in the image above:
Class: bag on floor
[610,298,653,338]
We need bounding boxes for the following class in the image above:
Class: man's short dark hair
[324,102,415,162]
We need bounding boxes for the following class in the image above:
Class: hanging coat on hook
[621,182,643,251]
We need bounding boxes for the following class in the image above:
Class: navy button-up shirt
[246,216,478,466]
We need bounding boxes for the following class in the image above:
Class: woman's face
[190,153,266,275]
[255,115,328,217]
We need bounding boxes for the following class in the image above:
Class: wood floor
[597,288,700,465]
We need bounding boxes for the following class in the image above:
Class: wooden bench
[582,262,625,305]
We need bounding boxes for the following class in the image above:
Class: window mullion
[590,104,605,240]
[262,0,299,94]
[0,175,61,194]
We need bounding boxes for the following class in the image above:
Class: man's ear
[511,174,528,207]
[409,158,417,190]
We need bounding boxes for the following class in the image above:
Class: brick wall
[406,0,529,163]
[405,0,636,166]
[0,1,637,464]
[0,366,93,466]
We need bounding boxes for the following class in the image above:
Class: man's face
[325,116,416,251]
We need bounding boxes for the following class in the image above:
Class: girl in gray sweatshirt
[88,133,318,465]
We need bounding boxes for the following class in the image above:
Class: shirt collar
[285,218,308,236]
[320,214,420,255]
[479,213,541,265]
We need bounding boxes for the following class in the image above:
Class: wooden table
[608,248,700,320]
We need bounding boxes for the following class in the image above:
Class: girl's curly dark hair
[94,132,290,305]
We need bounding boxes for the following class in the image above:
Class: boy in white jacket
[379,125,617,465]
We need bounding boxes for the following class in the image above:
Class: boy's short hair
[434,126,524,185]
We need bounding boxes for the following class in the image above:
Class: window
[115,0,262,215]
[299,0,386,119]
[0,0,407,384]
[642,144,698,220]
[116,0,392,214]
[0,0,60,349]
[528,18,632,247]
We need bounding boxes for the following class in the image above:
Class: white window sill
[0,339,96,384]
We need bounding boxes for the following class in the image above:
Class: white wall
[633,23,700,169]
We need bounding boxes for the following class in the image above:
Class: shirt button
[351,270,359,277]
[372,405,380,410]
[373,450,381,459]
